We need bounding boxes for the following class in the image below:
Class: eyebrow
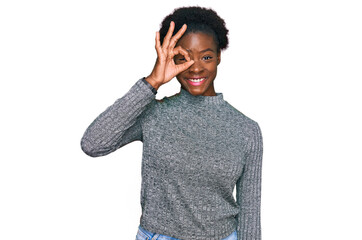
[186,48,215,53]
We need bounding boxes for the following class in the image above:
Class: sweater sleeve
[80,78,156,157]
[236,123,263,240]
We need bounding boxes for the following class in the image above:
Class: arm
[80,21,194,157]
[236,123,263,240]
[80,78,156,157]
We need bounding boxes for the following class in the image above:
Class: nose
[188,59,203,73]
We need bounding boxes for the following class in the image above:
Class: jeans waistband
[137,225,237,240]
[138,225,180,240]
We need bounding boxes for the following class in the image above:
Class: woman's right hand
[146,21,194,90]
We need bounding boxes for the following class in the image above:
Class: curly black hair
[159,6,229,52]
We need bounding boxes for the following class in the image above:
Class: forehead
[176,32,217,52]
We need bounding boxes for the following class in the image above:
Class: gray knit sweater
[81,78,263,240]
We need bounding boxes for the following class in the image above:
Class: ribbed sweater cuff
[141,77,157,95]
[133,77,157,100]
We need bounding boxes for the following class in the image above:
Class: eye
[174,56,186,65]
[203,56,213,61]
[175,56,186,62]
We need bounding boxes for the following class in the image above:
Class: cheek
[207,63,218,74]
[176,72,186,80]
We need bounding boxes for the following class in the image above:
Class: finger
[162,21,175,49]
[171,46,191,62]
[175,60,195,74]
[155,31,162,57]
[169,24,187,49]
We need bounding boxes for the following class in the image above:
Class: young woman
[81,6,263,240]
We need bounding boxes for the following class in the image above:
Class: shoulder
[156,92,181,103]
[153,92,182,111]
[222,102,263,153]
[140,92,181,120]
[222,101,262,144]
[223,101,260,129]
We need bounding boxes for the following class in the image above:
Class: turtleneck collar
[177,87,225,107]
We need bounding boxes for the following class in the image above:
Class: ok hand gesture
[146,21,194,90]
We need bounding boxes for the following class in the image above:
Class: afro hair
[159,6,229,52]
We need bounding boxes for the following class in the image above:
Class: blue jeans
[135,225,238,240]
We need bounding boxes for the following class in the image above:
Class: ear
[217,51,221,65]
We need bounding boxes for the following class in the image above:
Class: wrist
[141,77,158,95]
[145,76,161,91]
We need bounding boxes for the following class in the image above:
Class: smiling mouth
[186,77,207,85]
[187,77,206,82]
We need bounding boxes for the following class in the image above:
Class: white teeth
[188,78,206,82]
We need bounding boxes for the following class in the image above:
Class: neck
[177,87,225,107]
[180,85,217,96]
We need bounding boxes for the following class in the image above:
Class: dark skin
[146,21,221,96]
[174,32,220,96]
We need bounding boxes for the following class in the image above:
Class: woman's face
[174,32,220,96]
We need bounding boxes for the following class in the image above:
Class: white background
[1,0,361,239]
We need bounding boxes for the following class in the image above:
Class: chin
[187,88,205,96]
